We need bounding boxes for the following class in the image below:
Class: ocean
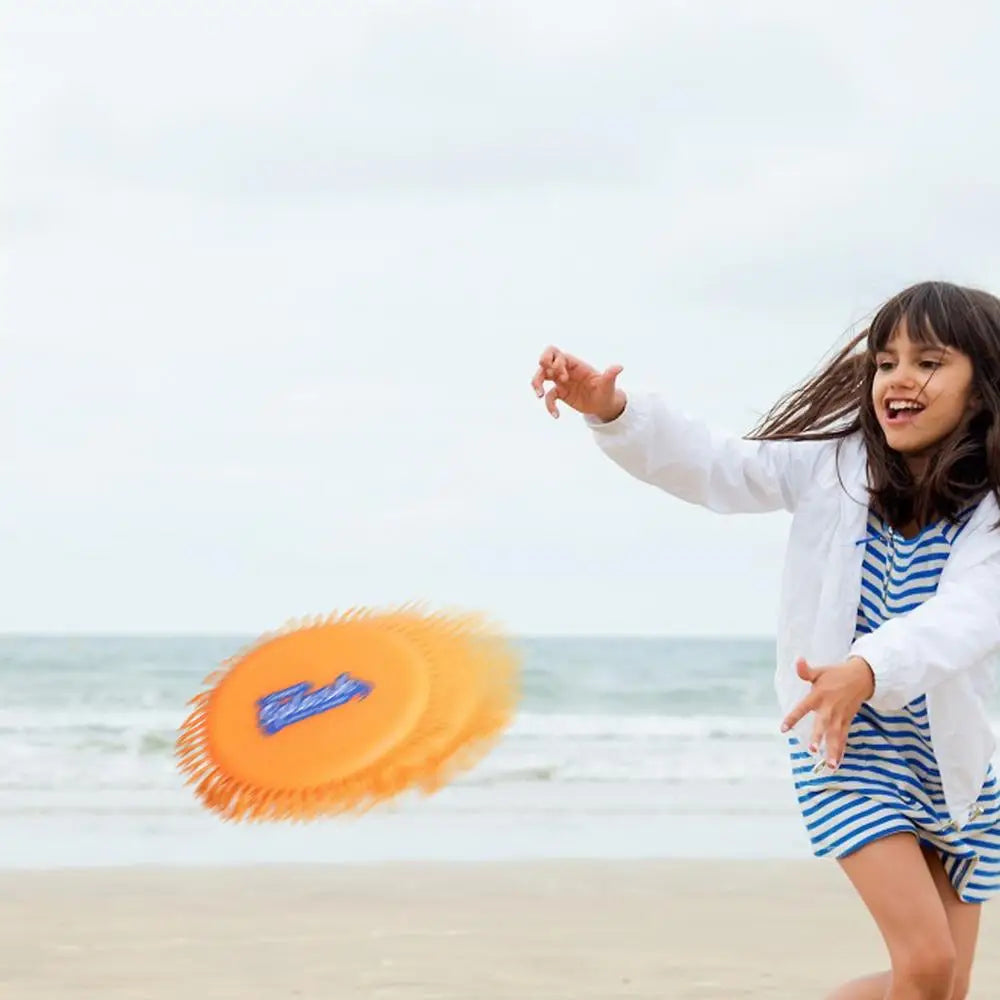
[5,634,998,869]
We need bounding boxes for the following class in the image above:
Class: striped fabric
[789,506,1000,903]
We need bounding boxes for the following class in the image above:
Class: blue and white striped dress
[790,506,1000,903]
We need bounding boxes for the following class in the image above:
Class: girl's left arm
[850,548,1000,710]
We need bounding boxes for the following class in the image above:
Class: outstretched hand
[780,656,875,769]
[531,345,626,421]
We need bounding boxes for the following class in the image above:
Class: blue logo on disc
[256,674,373,735]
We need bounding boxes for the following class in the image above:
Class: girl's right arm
[532,346,822,516]
[587,391,821,515]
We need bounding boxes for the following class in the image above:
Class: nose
[888,363,919,391]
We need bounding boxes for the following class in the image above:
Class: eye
[876,360,894,372]
[919,360,942,370]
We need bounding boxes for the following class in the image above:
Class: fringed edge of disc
[367,607,520,798]
[175,605,519,823]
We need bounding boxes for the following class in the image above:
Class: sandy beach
[2,859,998,999]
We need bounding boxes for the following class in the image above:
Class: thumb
[796,657,820,683]
[601,364,623,383]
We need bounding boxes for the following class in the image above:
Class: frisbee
[175,606,519,821]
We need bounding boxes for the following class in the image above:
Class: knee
[894,941,957,999]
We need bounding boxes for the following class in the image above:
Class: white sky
[5,1,1000,635]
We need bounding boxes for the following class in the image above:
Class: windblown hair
[747,281,1000,530]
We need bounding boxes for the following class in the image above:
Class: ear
[965,389,985,417]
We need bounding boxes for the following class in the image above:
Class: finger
[796,657,819,683]
[531,365,547,397]
[544,385,562,419]
[809,714,825,756]
[538,346,569,383]
[780,694,815,734]
[824,725,846,770]
[537,345,560,368]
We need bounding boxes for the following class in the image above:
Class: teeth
[888,401,924,412]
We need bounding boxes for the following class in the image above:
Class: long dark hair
[747,281,1000,529]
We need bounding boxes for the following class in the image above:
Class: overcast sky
[5,1,1000,636]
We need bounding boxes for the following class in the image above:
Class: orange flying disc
[175,606,519,822]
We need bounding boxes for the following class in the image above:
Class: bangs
[867,282,974,356]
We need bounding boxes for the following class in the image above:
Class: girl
[531,281,1000,1000]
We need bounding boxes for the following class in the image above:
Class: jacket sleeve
[851,547,1000,710]
[585,391,824,514]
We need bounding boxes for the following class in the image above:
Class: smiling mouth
[885,400,925,424]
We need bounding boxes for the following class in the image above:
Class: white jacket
[587,391,1000,829]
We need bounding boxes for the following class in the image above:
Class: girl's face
[872,319,976,474]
